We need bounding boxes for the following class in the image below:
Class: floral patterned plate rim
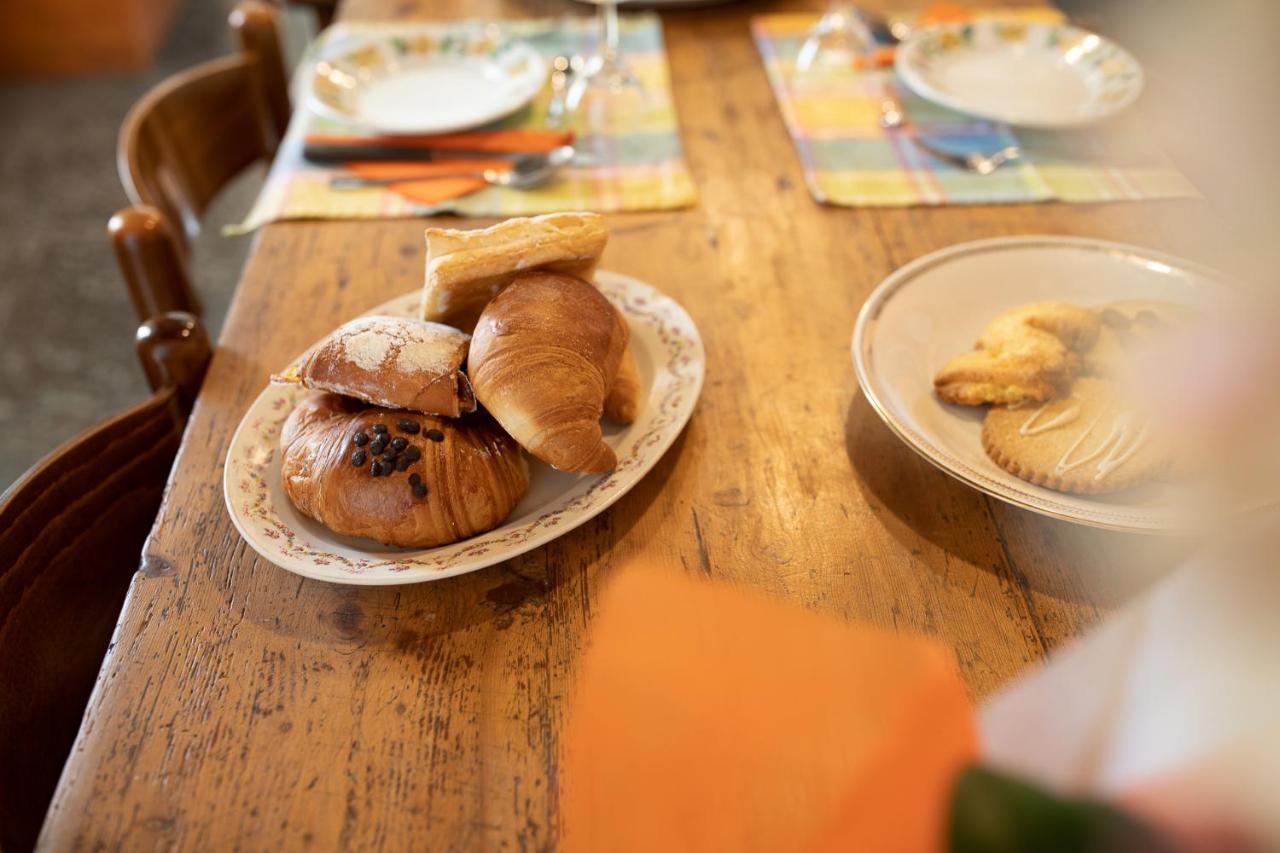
[308,27,547,134]
[895,21,1143,129]
[223,270,704,585]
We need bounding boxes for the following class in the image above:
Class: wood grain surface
[41,1,1209,848]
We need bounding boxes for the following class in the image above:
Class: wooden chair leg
[136,312,211,418]
[109,206,200,325]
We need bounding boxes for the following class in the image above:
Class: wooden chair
[117,0,289,252]
[0,312,210,853]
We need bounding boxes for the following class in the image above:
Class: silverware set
[321,53,585,192]
[877,93,1023,175]
[328,145,577,190]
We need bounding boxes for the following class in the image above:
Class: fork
[909,137,1023,175]
[877,93,1022,175]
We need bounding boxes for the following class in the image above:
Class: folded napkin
[562,568,1191,851]
[230,16,695,233]
[311,129,573,206]
[981,542,1280,846]
[752,8,1198,207]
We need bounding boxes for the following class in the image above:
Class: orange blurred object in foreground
[562,568,977,853]
[916,2,976,27]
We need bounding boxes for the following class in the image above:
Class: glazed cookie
[934,303,1101,406]
[1083,300,1197,377]
[982,377,1170,494]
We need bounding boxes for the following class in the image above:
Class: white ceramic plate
[224,271,704,585]
[895,21,1143,128]
[852,236,1227,532]
[308,30,548,134]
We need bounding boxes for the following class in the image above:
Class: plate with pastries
[224,213,704,584]
[852,235,1230,532]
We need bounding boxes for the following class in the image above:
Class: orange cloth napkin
[311,129,573,206]
[562,569,977,853]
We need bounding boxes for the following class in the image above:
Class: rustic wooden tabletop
[42,0,1207,848]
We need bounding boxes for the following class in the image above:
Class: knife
[302,142,522,164]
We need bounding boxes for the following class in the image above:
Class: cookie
[934,303,1100,406]
[981,377,1170,494]
[1083,300,1197,377]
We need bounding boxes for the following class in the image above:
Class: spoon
[329,145,576,191]
[910,137,1022,175]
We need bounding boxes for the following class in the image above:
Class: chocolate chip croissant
[280,393,528,548]
[468,271,628,474]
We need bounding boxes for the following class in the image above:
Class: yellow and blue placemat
[751,12,1198,207]
[232,16,695,232]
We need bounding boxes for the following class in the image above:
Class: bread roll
[296,316,475,416]
[280,393,528,548]
[468,271,628,474]
[422,212,608,331]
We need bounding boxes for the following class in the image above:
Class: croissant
[280,393,528,548]
[604,344,640,425]
[468,271,628,474]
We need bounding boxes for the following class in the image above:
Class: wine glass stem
[599,1,621,64]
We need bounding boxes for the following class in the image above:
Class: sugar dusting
[334,316,467,374]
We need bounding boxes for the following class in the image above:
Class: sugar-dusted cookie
[981,377,1170,494]
[934,303,1101,406]
[1083,300,1198,377]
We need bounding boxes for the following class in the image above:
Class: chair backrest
[117,0,289,244]
[0,312,210,853]
[110,204,202,325]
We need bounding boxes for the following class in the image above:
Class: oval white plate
[896,21,1143,128]
[225,271,704,585]
[308,31,548,134]
[852,236,1227,532]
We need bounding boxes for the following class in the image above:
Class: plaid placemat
[751,12,1198,207]
[231,16,695,232]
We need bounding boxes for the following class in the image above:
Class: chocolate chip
[395,455,411,472]
[411,482,428,499]
[408,472,421,486]
[352,432,369,446]
[372,423,388,434]
[405,445,422,461]
[391,436,408,451]
[370,460,383,476]
[351,449,367,466]
[396,419,420,434]
[425,429,445,442]
[369,438,387,455]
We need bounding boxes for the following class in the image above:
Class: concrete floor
[0,1,313,489]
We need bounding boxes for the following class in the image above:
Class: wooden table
[43,0,1207,848]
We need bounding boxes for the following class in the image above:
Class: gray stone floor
[0,1,313,489]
